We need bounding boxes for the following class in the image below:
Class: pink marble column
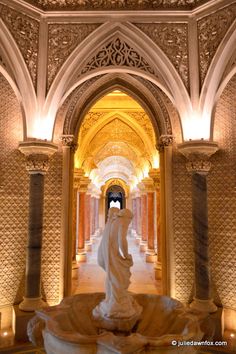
[136,196,141,236]
[77,192,86,262]
[84,194,92,251]
[90,197,95,237]
[140,194,147,252]
[132,198,136,231]
[146,191,156,262]
[95,197,99,235]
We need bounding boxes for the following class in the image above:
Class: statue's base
[93,306,142,332]
[93,300,143,332]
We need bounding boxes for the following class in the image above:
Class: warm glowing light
[143,165,149,178]
[153,153,159,168]
[183,112,210,141]
[3,332,8,337]
[32,115,53,140]
[230,333,235,338]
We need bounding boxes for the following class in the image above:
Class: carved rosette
[18,140,58,174]
[178,140,219,175]
[158,135,174,152]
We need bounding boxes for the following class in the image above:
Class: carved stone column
[61,135,77,297]
[84,193,92,251]
[139,187,147,252]
[149,168,161,278]
[18,140,57,311]
[136,195,142,237]
[74,169,90,262]
[179,140,219,313]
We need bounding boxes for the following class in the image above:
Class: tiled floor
[72,233,162,295]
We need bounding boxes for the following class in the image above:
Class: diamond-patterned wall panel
[41,150,63,306]
[0,73,28,306]
[208,75,236,310]
[172,148,194,304]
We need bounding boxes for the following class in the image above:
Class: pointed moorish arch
[0,19,37,138]
[46,22,191,138]
[59,69,177,300]
[54,72,182,143]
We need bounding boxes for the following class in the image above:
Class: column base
[154,261,162,280]
[145,250,156,263]
[85,241,92,252]
[76,250,87,262]
[139,241,147,252]
[190,297,218,313]
[19,297,47,312]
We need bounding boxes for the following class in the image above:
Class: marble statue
[93,207,142,330]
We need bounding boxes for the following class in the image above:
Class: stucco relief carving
[134,23,189,89]
[80,37,155,76]
[80,112,107,139]
[134,76,172,135]
[63,76,101,135]
[198,4,236,85]
[23,0,207,11]
[48,23,100,89]
[125,111,155,143]
[26,154,50,173]
[0,4,39,87]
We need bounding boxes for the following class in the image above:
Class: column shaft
[78,192,85,251]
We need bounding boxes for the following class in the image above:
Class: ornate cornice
[20,0,209,11]
[18,140,58,174]
[178,140,219,174]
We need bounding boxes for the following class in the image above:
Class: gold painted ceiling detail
[93,142,138,165]
[21,0,210,11]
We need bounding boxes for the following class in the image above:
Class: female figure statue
[94,208,142,323]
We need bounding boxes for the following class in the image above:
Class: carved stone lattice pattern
[198,4,236,85]
[80,37,155,76]
[125,112,155,143]
[134,75,172,136]
[48,23,100,89]
[0,4,39,87]
[79,112,107,140]
[208,75,236,309]
[0,73,28,306]
[134,23,189,89]
[172,149,194,304]
[22,0,208,11]
[41,151,63,305]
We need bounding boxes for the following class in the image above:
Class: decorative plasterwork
[48,23,100,89]
[158,134,174,151]
[80,37,155,76]
[63,76,102,135]
[0,4,39,87]
[198,4,236,85]
[134,23,189,89]
[125,111,155,143]
[79,112,107,140]
[134,75,172,135]
[21,0,209,11]
[94,142,138,165]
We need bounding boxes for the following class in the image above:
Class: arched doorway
[106,184,126,216]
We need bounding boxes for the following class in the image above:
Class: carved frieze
[80,37,155,76]
[124,111,155,143]
[23,0,208,11]
[134,23,189,89]
[79,112,107,139]
[0,4,39,87]
[198,4,236,85]
[26,154,50,173]
[48,23,100,89]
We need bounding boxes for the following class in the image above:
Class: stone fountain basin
[31,293,203,354]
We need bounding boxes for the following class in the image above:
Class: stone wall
[172,75,236,310]
[208,74,236,310]
[0,73,63,308]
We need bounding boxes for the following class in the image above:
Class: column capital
[149,168,160,188]
[158,135,174,152]
[74,168,91,191]
[60,134,77,152]
[18,140,57,174]
[178,140,219,174]
[138,177,155,193]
